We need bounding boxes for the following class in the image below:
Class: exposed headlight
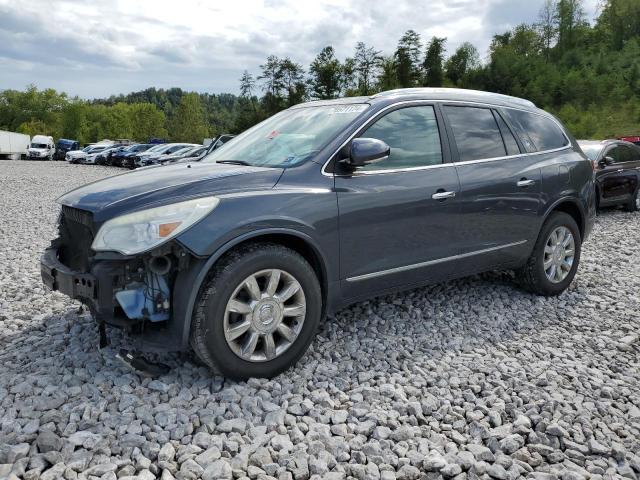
[92,197,220,255]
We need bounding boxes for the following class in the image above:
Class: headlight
[92,197,220,255]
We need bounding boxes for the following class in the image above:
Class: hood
[67,150,86,157]
[58,162,284,223]
[28,148,49,153]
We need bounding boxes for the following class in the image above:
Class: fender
[172,227,332,351]
[542,195,588,238]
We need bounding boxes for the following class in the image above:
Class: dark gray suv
[41,88,596,379]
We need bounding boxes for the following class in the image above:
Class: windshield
[31,143,48,149]
[579,144,601,161]
[202,104,369,167]
[132,144,151,152]
[145,144,168,153]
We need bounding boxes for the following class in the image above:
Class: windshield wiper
[216,160,252,166]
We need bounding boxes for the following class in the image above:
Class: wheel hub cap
[543,226,575,284]
[223,269,306,362]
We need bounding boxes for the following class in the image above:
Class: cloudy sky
[1,0,599,99]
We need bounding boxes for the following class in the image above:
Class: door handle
[517,179,536,187]
[431,191,456,200]
[617,169,624,172]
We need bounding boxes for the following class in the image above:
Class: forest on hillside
[1,0,638,144]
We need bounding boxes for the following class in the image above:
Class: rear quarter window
[505,109,568,152]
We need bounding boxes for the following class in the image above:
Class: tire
[190,242,322,380]
[625,188,639,212]
[517,212,582,296]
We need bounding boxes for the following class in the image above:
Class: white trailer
[0,130,31,160]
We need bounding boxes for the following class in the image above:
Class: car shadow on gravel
[0,269,587,391]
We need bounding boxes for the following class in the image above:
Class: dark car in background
[41,88,595,379]
[54,139,80,160]
[578,139,640,212]
[115,144,153,168]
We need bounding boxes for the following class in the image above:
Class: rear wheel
[190,243,322,379]
[517,212,581,296]
[625,188,639,212]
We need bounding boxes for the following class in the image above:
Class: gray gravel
[1,160,639,480]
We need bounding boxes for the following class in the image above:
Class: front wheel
[625,188,639,212]
[516,212,582,296]
[190,243,322,380]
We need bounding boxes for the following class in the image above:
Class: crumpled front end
[40,205,194,350]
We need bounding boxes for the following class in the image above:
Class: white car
[67,145,108,164]
[27,135,55,160]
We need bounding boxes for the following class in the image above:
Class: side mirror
[599,156,614,167]
[341,138,390,168]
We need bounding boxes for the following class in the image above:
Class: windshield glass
[579,144,601,161]
[31,143,48,149]
[202,104,369,167]
[145,144,167,153]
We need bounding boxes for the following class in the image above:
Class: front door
[335,104,462,300]
[598,144,640,206]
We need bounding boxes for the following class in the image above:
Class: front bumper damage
[40,239,196,353]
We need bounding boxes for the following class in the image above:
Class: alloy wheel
[543,226,575,283]
[223,269,306,362]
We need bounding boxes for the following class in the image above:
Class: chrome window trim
[322,98,572,177]
[345,240,528,282]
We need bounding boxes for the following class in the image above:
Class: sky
[0,0,600,99]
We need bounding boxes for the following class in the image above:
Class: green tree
[239,70,256,98]
[394,30,422,87]
[423,37,447,87]
[308,46,344,99]
[168,93,209,143]
[353,42,382,95]
[377,57,398,92]
[445,42,479,86]
[128,103,167,141]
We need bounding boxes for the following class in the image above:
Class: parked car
[67,145,109,164]
[27,135,55,160]
[54,139,80,160]
[619,135,640,146]
[159,145,208,164]
[578,139,640,211]
[0,130,30,160]
[111,144,153,167]
[84,145,119,165]
[95,146,128,166]
[134,143,198,167]
[205,134,235,155]
[41,88,595,380]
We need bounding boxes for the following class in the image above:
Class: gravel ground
[0,160,639,480]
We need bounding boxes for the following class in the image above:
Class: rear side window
[358,105,443,171]
[444,106,507,161]
[505,109,567,152]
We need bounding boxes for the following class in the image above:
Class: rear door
[441,104,543,271]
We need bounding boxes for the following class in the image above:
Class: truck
[0,130,30,160]
[27,135,56,160]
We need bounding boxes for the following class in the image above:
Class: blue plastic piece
[115,273,170,322]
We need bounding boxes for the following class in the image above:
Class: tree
[308,46,344,99]
[239,70,256,98]
[377,57,398,92]
[423,37,447,87]
[61,102,88,143]
[258,55,285,114]
[353,42,382,95]
[538,0,557,59]
[128,103,167,141]
[445,42,479,86]
[168,93,209,143]
[394,30,422,87]
[279,58,306,106]
[555,0,585,52]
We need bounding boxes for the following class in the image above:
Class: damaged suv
[41,88,595,379]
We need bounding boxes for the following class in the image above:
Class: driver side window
[358,105,443,171]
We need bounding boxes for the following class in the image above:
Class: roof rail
[371,88,536,109]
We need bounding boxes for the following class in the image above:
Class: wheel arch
[174,228,330,350]
[544,197,586,239]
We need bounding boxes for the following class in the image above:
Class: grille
[58,206,95,272]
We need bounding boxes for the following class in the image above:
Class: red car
[619,135,640,146]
